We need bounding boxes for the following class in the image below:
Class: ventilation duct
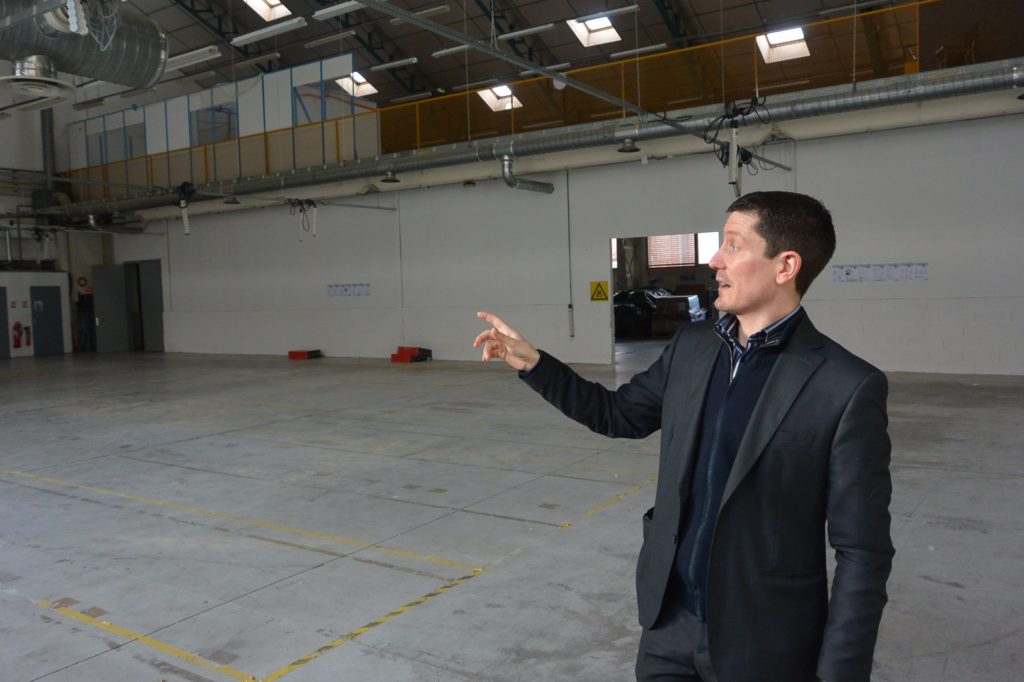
[0,0,167,89]
[500,155,554,194]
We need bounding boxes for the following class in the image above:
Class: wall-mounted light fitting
[617,138,640,153]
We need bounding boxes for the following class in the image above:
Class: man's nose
[708,249,724,270]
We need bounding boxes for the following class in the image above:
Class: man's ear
[776,250,802,287]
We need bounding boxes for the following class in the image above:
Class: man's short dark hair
[726,191,836,296]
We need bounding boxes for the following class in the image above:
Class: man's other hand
[473,311,541,372]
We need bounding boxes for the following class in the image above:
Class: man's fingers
[473,327,514,350]
[476,311,522,341]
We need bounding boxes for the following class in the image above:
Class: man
[473,192,893,682]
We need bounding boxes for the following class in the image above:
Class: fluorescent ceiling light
[231,17,307,47]
[390,4,449,25]
[577,4,638,22]
[241,0,291,22]
[566,16,621,47]
[231,51,280,69]
[477,84,522,112]
[336,71,378,97]
[819,0,892,16]
[755,27,810,64]
[390,91,432,103]
[313,1,363,21]
[452,77,497,92]
[165,45,221,71]
[498,22,555,40]
[304,30,356,49]
[72,96,106,110]
[609,43,667,59]
[519,62,571,76]
[370,57,418,71]
[432,44,470,58]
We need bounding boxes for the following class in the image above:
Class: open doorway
[92,260,164,353]
[610,232,720,370]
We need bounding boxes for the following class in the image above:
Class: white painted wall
[112,113,1024,375]
[0,108,42,171]
[0,271,72,357]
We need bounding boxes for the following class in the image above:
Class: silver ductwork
[54,59,1024,218]
[500,155,554,194]
[0,0,167,89]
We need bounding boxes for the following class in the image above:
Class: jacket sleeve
[519,331,680,439]
[817,370,895,682]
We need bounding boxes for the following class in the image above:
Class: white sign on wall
[327,283,371,297]
[832,262,928,283]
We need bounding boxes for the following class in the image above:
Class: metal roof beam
[357,0,686,128]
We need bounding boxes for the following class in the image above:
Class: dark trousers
[635,584,717,682]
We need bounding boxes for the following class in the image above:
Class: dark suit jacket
[522,315,894,682]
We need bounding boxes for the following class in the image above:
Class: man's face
[708,211,787,317]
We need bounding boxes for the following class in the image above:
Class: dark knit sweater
[675,307,805,621]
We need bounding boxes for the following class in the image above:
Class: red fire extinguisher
[12,321,22,349]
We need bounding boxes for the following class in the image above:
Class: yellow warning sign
[590,280,609,301]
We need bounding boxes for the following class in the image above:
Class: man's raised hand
[473,311,541,372]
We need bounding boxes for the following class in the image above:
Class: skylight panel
[755,27,810,64]
[336,71,378,97]
[242,0,292,23]
[566,16,621,47]
[477,85,522,112]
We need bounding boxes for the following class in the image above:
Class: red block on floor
[391,346,432,363]
[288,349,323,360]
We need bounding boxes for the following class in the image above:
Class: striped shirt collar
[715,306,805,378]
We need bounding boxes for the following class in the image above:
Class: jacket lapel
[667,329,720,490]
[719,316,824,511]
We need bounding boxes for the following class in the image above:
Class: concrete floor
[1,344,1021,682]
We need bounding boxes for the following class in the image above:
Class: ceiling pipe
[500,154,554,194]
[50,60,1024,219]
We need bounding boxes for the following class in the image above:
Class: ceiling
[124,0,926,102]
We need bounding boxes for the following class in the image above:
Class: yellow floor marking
[580,483,646,519]
[263,570,483,682]
[0,469,479,571]
[36,600,257,682]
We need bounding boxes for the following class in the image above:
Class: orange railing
[66,0,1016,201]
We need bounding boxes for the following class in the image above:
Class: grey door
[0,287,8,359]
[92,265,130,353]
[30,286,64,356]
[136,260,164,352]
